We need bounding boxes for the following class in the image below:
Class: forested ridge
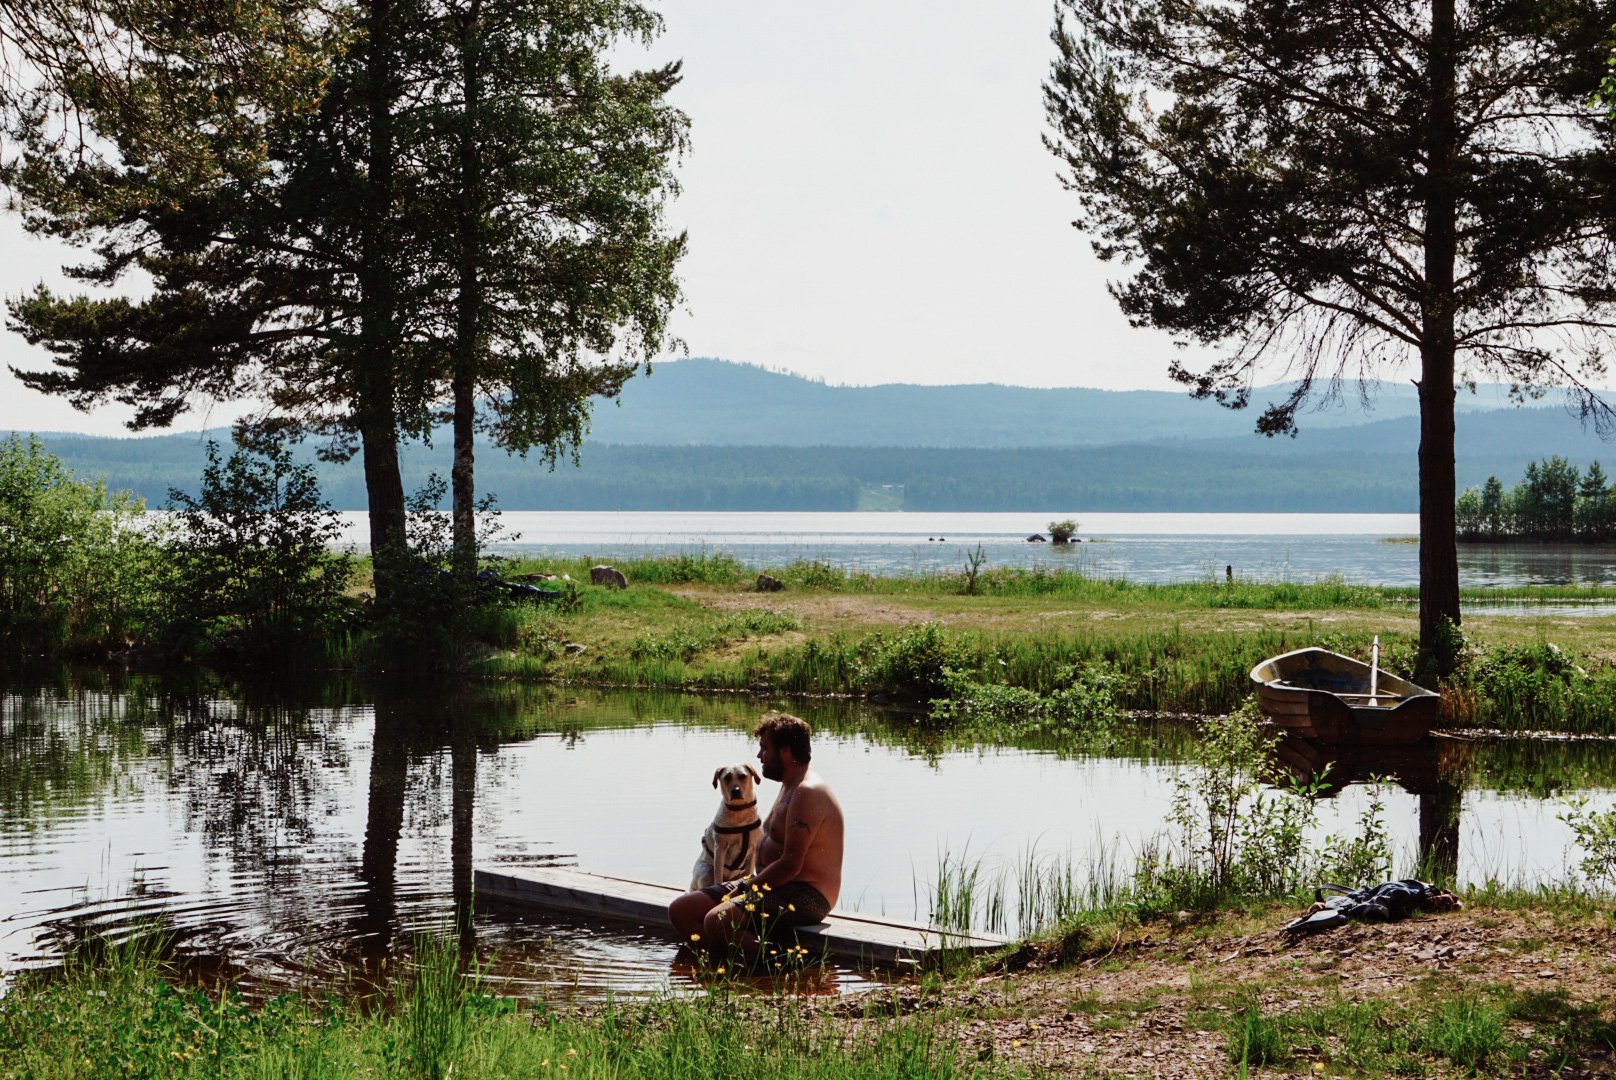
[20,401,1616,512]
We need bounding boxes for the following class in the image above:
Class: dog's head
[712,763,761,805]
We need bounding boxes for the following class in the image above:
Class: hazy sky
[0,1,1202,436]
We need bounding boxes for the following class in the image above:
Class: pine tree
[1576,460,1612,542]
[1046,0,1616,677]
[424,0,686,579]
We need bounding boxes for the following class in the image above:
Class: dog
[690,763,762,890]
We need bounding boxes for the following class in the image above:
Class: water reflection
[1271,734,1466,882]
[3,673,1614,1002]
[1457,543,1616,588]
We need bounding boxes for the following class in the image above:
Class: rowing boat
[1250,646,1440,746]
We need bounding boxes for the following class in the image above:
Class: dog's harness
[713,800,761,874]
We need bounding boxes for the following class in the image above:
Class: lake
[332,511,1616,590]
[4,677,1612,1001]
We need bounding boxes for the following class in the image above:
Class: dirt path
[664,585,936,629]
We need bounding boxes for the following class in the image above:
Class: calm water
[332,511,1616,591]
[4,678,1613,1000]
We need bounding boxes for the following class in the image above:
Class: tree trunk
[359,0,407,600]
[359,694,410,950]
[450,0,483,584]
[451,722,476,951]
[1417,0,1461,683]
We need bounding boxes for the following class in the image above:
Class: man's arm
[744,787,827,890]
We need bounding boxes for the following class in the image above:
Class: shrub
[369,473,526,669]
[858,621,968,701]
[0,434,154,659]
[1139,698,1337,907]
[1047,518,1079,544]
[930,660,1126,742]
[162,440,356,666]
[1559,796,1616,890]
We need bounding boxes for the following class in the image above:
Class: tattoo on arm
[790,818,811,831]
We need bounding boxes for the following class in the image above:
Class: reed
[926,841,1137,939]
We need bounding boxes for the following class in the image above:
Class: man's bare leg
[700,900,764,966]
[668,891,720,957]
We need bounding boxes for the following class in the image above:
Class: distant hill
[11,360,1615,511]
[584,358,1530,447]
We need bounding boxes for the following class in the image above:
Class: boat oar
[1368,636,1380,707]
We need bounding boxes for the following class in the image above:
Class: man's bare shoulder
[793,771,841,813]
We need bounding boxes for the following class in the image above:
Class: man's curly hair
[753,712,812,763]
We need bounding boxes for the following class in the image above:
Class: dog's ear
[712,767,723,788]
[746,764,760,783]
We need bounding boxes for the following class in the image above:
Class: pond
[3,675,1613,1001]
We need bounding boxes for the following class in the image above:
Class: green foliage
[1449,639,1616,733]
[1559,796,1616,890]
[1134,698,1395,909]
[1151,700,1319,902]
[857,621,968,701]
[162,441,356,667]
[1263,986,1605,1075]
[369,475,520,669]
[7,0,688,594]
[1047,518,1078,544]
[1458,457,1616,542]
[626,611,798,663]
[389,934,475,1080]
[1314,778,1394,886]
[0,433,154,659]
[778,558,874,591]
[960,543,989,594]
[929,661,1125,743]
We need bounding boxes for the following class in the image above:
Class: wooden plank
[474,866,1010,965]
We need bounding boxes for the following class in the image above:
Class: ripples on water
[3,678,1615,1001]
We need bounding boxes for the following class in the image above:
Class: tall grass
[927,841,1134,938]
[0,931,1011,1080]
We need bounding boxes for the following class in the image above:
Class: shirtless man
[668,712,844,964]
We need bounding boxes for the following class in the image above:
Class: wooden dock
[474,866,1010,965]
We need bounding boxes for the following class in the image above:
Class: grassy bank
[459,554,1616,734]
[0,932,1009,1080]
[5,898,1612,1079]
